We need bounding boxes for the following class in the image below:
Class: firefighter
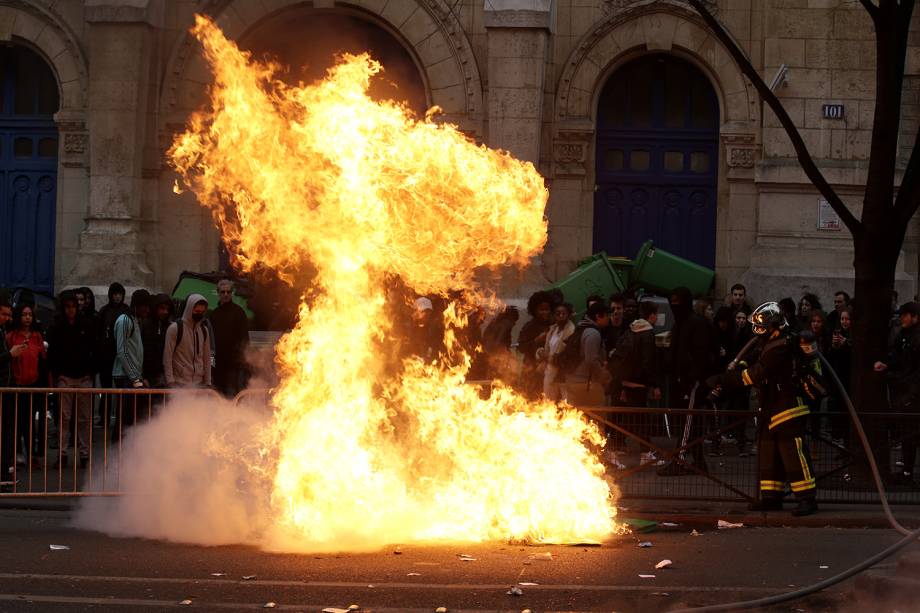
[707,302,818,516]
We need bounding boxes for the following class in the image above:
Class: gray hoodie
[163,293,211,387]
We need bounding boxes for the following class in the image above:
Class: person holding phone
[5,303,47,468]
[827,306,852,446]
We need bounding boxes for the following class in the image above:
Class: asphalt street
[0,509,907,612]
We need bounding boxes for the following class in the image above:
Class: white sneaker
[605,450,626,469]
[640,451,657,464]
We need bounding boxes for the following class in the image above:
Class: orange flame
[170,15,618,551]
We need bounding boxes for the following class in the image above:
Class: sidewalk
[620,498,920,529]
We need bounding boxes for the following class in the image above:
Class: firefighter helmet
[749,301,786,335]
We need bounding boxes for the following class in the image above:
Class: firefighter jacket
[719,330,808,430]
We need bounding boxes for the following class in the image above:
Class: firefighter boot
[792,498,818,517]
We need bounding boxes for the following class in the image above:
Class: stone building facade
[3,0,918,305]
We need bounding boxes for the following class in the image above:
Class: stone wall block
[672,20,710,53]
[88,79,140,111]
[401,6,438,47]
[765,38,805,67]
[640,12,679,51]
[830,128,846,159]
[415,31,453,68]
[779,67,831,98]
[858,99,876,129]
[805,39,828,66]
[380,1,418,30]
[763,97,805,128]
[765,9,834,39]
[11,11,45,43]
[228,0,268,30]
[88,176,137,219]
[830,69,875,100]
[34,24,67,60]
[845,129,872,160]
[0,6,17,41]
[490,87,541,119]
[427,56,461,89]
[833,9,874,40]
[803,97,859,128]
[430,84,467,114]
[344,0,389,14]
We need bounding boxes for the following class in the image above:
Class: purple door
[594,55,719,268]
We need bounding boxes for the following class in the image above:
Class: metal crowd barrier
[3,384,919,505]
[0,386,221,497]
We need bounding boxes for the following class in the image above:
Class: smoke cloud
[73,394,274,548]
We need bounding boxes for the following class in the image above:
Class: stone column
[68,0,161,289]
[483,0,553,165]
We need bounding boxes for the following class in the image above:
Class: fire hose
[670,351,920,612]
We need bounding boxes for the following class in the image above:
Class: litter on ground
[639,574,656,578]
[638,541,653,548]
[506,586,523,596]
[717,520,744,529]
[49,545,69,551]
[530,552,553,561]
[655,559,673,569]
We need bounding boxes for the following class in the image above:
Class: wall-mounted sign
[818,197,841,231]
[822,104,845,119]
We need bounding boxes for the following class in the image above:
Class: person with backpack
[707,302,818,516]
[562,302,611,407]
[112,290,149,437]
[611,301,661,407]
[96,283,130,390]
[163,294,211,389]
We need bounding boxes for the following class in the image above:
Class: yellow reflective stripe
[795,437,813,482]
[769,405,809,429]
[791,479,816,492]
[760,480,784,491]
[741,369,753,386]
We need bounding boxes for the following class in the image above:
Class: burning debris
[164,14,619,552]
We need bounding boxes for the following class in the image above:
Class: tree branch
[684,0,861,233]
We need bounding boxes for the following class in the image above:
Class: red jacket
[6,330,46,386]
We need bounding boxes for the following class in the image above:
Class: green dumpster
[172,272,254,321]
[631,240,714,297]
[607,256,633,293]
[550,252,626,318]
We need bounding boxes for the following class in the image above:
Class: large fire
[170,15,618,550]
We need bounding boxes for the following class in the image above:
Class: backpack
[609,329,638,382]
[555,325,589,375]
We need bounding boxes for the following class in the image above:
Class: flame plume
[170,15,618,551]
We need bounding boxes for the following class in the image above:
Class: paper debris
[690,529,701,536]
[407,572,421,576]
[210,572,226,577]
[638,541,653,548]
[820,565,829,569]
[435,608,448,613]
[322,609,348,613]
[518,582,539,586]
[242,575,257,580]
[263,603,277,609]
[651,592,671,597]
[661,522,679,527]
[393,547,402,555]
[49,545,69,551]
[348,606,360,611]
[530,552,553,561]
[655,559,673,569]
[639,574,656,578]
[506,586,523,596]
[522,610,533,613]
[717,519,744,529]
[458,554,476,561]
[179,600,193,606]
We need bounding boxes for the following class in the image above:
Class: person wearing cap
[875,301,920,482]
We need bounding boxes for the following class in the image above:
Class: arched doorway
[0,45,59,293]
[594,54,719,268]
[213,8,429,271]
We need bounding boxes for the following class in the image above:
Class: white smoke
[73,393,274,547]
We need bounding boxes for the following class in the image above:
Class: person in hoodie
[47,291,95,468]
[113,290,149,436]
[657,286,717,476]
[142,293,173,388]
[563,301,611,407]
[95,283,130,390]
[163,294,212,389]
[612,301,661,407]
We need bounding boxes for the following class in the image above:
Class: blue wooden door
[0,46,59,294]
[594,55,719,268]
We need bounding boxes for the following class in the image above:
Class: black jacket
[671,312,716,386]
[886,325,920,410]
[47,316,95,379]
[95,283,130,367]
[721,331,808,430]
[208,301,249,373]
[0,327,11,386]
[142,294,174,384]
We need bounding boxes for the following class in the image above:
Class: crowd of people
[495,283,920,489]
[0,281,250,481]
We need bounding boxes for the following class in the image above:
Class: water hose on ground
[670,352,919,612]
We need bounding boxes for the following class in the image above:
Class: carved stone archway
[546,4,761,288]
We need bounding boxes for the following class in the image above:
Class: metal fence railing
[0,387,221,497]
[3,385,918,505]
